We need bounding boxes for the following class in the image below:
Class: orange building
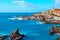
[49,8,60,16]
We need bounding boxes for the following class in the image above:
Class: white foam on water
[16,18,23,20]
[57,33,60,36]
[36,21,43,24]
[8,17,23,20]
[8,18,16,20]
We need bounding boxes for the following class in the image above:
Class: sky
[0,0,60,12]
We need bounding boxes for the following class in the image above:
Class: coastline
[18,8,60,24]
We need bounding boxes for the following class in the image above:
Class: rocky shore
[0,29,24,40]
[20,8,60,24]
[49,26,60,40]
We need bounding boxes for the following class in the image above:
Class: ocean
[0,13,59,40]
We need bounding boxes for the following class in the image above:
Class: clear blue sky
[0,0,56,12]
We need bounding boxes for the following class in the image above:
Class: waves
[8,17,23,20]
[36,20,44,24]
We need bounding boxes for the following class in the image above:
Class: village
[20,8,60,24]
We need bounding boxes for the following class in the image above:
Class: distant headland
[10,8,60,24]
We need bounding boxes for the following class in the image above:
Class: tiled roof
[54,9,60,11]
[54,9,60,13]
[53,9,60,16]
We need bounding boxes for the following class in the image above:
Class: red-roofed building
[53,9,60,16]
[49,8,60,16]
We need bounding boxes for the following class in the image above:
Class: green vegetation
[49,13,57,16]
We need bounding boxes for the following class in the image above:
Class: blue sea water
[0,13,60,40]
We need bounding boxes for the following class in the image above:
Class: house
[49,8,60,16]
